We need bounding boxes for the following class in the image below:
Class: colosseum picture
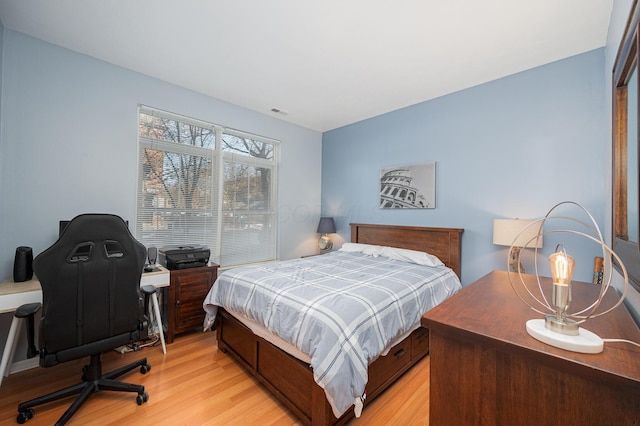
[380,162,435,209]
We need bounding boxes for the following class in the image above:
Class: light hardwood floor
[0,331,429,425]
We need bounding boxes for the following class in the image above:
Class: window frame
[613,0,640,293]
[136,105,279,267]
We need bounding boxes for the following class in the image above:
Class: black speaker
[147,246,157,265]
[13,246,33,282]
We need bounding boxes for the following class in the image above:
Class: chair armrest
[15,302,41,318]
[138,286,158,341]
[15,302,41,359]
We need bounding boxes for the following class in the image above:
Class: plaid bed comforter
[203,251,462,418]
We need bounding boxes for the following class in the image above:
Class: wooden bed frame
[216,223,463,425]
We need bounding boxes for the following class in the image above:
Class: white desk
[138,265,171,355]
[0,278,42,314]
[0,265,170,386]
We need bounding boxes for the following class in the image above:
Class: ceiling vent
[270,107,288,116]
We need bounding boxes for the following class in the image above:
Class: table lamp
[493,218,543,273]
[508,201,629,354]
[317,217,336,251]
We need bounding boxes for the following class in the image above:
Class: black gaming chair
[16,214,151,425]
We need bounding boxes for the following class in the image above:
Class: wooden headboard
[350,223,464,278]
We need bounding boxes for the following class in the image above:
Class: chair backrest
[33,214,146,366]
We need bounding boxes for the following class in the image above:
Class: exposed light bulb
[546,244,578,335]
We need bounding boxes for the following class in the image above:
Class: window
[137,106,278,267]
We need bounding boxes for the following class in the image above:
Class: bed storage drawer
[258,340,314,418]
[218,310,257,370]
[411,327,429,359]
[217,309,432,426]
[217,309,319,424]
[367,338,411,394]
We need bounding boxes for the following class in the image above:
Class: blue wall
[322,49,606,285]
[0,30,323,280]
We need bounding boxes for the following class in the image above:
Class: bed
[203,223,463,425]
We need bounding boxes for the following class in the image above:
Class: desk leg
[0,315,22,386]
[151,292,166,355]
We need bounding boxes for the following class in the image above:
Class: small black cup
[13,246,33,282]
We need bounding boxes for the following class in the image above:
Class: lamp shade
[317,217,336,234]
[493,219,543,248]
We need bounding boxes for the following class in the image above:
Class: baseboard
[9,357,39,374]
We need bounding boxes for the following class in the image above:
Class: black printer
[159,245,210,270]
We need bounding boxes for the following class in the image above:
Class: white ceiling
[0,0,613,132]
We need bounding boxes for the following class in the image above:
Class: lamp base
[525,319,603,354]
[508,246,525,273]
[544,314,579,335]
[318,235,333,251]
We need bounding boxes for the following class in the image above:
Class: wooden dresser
[422,270,640,425]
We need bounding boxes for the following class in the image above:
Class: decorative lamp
[493,219,543,273]
[508,201,629,354]
[317,217,336,251]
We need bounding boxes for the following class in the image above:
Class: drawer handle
[394,348,407,359]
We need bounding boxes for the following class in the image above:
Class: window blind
[136,106,278,267]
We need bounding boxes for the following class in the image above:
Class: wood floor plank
[0,331,429,425]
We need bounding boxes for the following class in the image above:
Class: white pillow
[338,243,383,256]
[379,246,444,267]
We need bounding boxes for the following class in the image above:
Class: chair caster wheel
[136,391,149,405]
[140,363,151,374]
[17,408,34,424]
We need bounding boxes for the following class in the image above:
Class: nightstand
[301,251,331,258]
[166,264,219,343]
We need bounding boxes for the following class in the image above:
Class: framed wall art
[380,162,436,209]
